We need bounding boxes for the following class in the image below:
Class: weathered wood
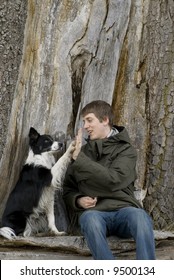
[0,230,173,259]
[142,0,174,230]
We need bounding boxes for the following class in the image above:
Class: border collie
[0,127,75,240]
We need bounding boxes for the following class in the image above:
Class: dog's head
[29,127,63,155]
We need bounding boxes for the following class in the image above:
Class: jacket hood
[109,125,131,144]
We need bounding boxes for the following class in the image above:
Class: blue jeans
[79,207,156,260]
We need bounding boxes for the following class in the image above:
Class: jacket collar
[107,127,119,137]
[84,126,130,159]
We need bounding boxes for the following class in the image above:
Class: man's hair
[81,100,114,127]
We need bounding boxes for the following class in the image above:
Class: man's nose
[83,122,88,129]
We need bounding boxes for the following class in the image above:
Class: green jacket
[63,126,142,220]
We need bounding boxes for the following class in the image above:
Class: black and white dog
[0,127,75,240]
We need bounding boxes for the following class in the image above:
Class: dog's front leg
[51,141,75,188]
[46,191,66,236]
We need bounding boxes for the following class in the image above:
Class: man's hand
[72,128,83,160]
[77,196,97,209]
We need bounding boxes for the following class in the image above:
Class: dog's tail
[0,227,16,240]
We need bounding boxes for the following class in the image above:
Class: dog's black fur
[0,127,75,239]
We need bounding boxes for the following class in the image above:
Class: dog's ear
[29,127,40,142]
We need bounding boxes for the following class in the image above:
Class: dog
[0,127,75,240]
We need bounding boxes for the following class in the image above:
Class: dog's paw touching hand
[67,140,76,155]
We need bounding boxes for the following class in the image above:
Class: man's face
[82,113,110,140]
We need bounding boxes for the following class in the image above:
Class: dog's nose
[52,141,62,151]
[58,142,63,149]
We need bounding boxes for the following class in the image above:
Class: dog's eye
[44,139,49,143]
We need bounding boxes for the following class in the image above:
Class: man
[63,100,155,260]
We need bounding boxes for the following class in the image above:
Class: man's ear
[102,116,109,125]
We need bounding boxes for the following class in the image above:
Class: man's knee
[128,208,153,233]
[136,208,152,224]
[79,210,105,233]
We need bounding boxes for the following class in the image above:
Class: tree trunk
[142,0,174,230]
[0,0,173,231]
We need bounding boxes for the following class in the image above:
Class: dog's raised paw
[67,141,76,153]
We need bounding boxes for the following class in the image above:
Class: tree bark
[142,0,174,230]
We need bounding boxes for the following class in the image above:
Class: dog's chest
[26,150,55,169]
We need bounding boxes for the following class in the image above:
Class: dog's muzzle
[51,141,64,151]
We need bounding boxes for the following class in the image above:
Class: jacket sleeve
[71,145,137,196]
